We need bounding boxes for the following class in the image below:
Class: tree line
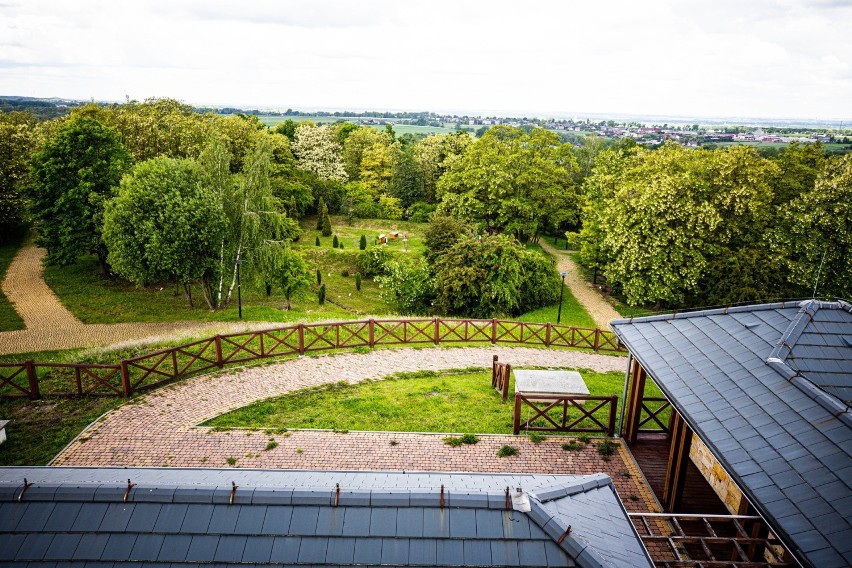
[1,98,848,316]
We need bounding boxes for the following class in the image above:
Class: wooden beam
[663,410,693,512]
[624,359,647,444]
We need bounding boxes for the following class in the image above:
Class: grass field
[711,141,851,154]
[0,235,26,331]
[256,115,461,136]
[203,368,637,435]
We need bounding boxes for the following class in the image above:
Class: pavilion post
[663,411,693,512]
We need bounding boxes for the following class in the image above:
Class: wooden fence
[491,355,511,402]
[513,392,619,436]
[0,318,624,400]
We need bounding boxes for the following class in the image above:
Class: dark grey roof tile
[183,535,219,562]
[155,534,192,562]
[395,507,423,538]
[14,534,53,561]
[291,489,332,506]
[543,539,570,566]
[70,504,109,532]
[240,536,274,563]
[133,484,176,503]
[409,538,437,565]
[353,537,381,564]
[372,490,410,507]
[71,534,109,561]
[207,504,241,534]
[475,508,504,539]
[288,506,319,536]
[435,539,463,564]
[380,537,409,565]
[98,503,134,532]
[261,505,293,535]
[336,490,370,507]
[43,534,82,561]
[324,536,355,564]
[449,508,477,538]
[518,540,548,566]
[369,507,397,537]
[212,535,246,563]
[422,507,450,538]
[461,539,490,565]
[100,534,138,561]
[504,510,532,539]
[490,539,520,566]
[296,536,327,563]
[124,503,160,533]
[52,486,97,502]
[152,504,188,533]
[341,507,370,536]
[250,488,292,505]
[315,506,345,535]
[179,504,214,533]
[127,533,164,562]
[15,502,56,531]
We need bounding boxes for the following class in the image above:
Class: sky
[1,0,851,120]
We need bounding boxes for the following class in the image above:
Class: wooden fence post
[433,318,440,345]
[608,395,618,437]
[120,360,131,398]
[214,335,223,368]
[545,323,552,347]
[297,324,305,355]
[513,394,522,435]
[491,319,497,344]
[24,360,39,400]
[369,319,375,347]
[593,329,600,351]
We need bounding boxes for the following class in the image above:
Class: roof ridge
[611,300,800,326]
[765,299,852,426]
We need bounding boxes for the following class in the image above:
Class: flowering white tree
[291,124,348,183]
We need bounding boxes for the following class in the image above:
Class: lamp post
[236,258,242,320]
[556,271,567,324]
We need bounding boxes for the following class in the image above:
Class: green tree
[200,134,300,308]
[377,257,435,315]
[29,115,132,272]
[359,234,367,250]
[102,157,225,307]
[437,126,580,241]
[321,210,332,237]
[433,234,559,317]
[275,247,312,310]
[0,111,39,241]
[423,215,473,264]
[782,153,852,299]
[389,143,425,208]
[291,124,347,183]
[332,234,339,248]
[342,127,392,182]
[316,197,327,230]
[273,119,298,141]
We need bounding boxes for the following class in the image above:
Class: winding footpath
[538,239,622,330]
[51,346,655,512]
[0,244,274,355]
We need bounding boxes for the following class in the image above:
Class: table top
[514,370,589,396]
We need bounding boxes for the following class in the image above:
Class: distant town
[3,95,850,152]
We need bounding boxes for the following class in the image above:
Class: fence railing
[491,355,511,402]
[512,392,618,436]
[0,318,624,400]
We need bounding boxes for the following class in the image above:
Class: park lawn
[516,283,597,329]
[0,235,26,331]
[296,216,428,257]
[203,368,640,435]
[42,252,390,325]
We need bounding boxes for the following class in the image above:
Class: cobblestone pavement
[0,243,280,355]
[52,346,660,513]
[538,240,622,330]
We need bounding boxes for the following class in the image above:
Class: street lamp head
[235,259,241,266]
[560,272,567,278]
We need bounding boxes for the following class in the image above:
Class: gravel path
[51,346,657,512]
[0,244,277,355]
[538,240,622,330]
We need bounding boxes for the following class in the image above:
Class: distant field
[255,115,461,136]
[711,141,851,153]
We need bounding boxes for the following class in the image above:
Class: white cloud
[0,0,850,119]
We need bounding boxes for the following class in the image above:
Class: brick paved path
[0,243,279,354]
[538,240,622,330]
[52,346,659,513]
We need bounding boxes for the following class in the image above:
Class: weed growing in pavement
[578,435,592,444]
[443,433,479,447]
[497,445,518,457]
[264,441,278,451]
[528,432,547,443]
[596,439,619,460]
[561,441,581,451]
[226,457,237,466]
[389,440,398,446]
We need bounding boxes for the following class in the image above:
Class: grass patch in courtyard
[203,368,638,434]
[0,234,26,331]
[0,396,124,466]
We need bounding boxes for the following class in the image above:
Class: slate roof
[611,300,852,568]
[0,467,653,568]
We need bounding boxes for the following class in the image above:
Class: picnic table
[513,369,589,398]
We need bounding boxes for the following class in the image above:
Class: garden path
[538,239,621,329]
[0,243,269,355]
[50,346,659,513]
